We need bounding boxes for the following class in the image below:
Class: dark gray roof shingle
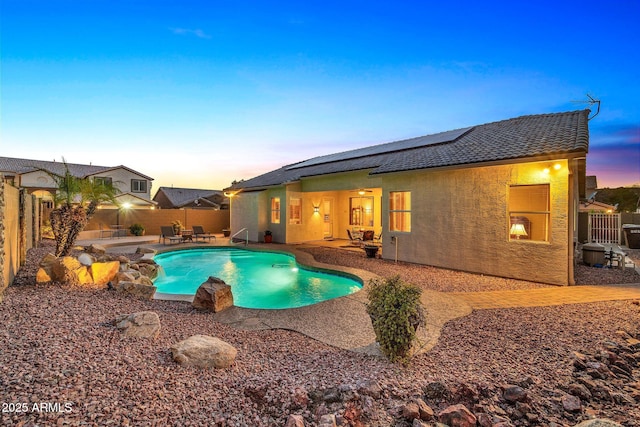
[228,110,590,190]
[155,187,223,207]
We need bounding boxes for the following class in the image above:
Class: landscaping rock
[136,247,156,254]
[170,334,237,368]
[562,394,582,412]
[503,384,528,403]
[113,311,161,338]
[437,404,476,427]
[90,261,120,285]
[52,256,82,284]
[573,420,624,427]
[401,402,420,420]
[77,252,95,266]
[285,414,305,427]
[317,414,337,427]
[192,276,234,312]
[114,281,156,299]
[415,398,434,420]
[86,244,107,255]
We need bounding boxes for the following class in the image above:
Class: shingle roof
[154,187,223,207]
[228,110,590,191]
[0,156,153,180]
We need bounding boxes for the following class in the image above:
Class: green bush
[129,223,145,236]
[366,275,426,363]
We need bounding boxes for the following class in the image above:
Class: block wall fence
[1,183,40,302]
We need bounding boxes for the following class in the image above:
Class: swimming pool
[153,248,362,309]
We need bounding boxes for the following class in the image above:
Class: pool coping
[147,243,472,357]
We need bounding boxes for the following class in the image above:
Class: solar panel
[286,126,473,170]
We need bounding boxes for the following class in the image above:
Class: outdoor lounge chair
[160,226,182,245]
[192,225,216,242]
[347,229,363,247]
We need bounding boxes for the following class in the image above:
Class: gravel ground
[1,241,639,426]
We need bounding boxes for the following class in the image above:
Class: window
[131,179,147,193]
[508,184,550,242]
[271,197,280,224]
[289,198,301,224]
[3,175,15,186]
[349,196,374,227]
[389,191,411,232]
[94,176,112,187]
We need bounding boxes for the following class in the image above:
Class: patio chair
[347,229,363,247]
[160,226,182,245]
[192,225,216,243]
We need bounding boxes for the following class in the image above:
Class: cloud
[169,27,211,39]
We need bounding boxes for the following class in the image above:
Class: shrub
[129,223,145,236]
[366,275,426,363]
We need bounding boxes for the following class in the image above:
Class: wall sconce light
[313,205,320,213]
[509,223,528,240]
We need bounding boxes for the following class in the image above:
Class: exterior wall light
[313,205,320,213]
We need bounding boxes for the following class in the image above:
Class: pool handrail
[230,227,249,245]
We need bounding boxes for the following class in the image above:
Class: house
[0,156,156,210]
[225,110,591,286]
[152,187,229,209]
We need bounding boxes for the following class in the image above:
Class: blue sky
[2,0,639,192]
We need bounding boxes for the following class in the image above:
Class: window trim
[508,184,550,242]
[271,197,281,224]
[289,197,302,225]
[131,179,147,193]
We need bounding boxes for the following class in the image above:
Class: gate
[588,213,621,244]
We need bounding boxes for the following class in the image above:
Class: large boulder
[113,311,161,338]
[192,277,234,312]
[114,281,156,299]
[90,261,120,286]
[52,256,83,284]
[170,334,237,368]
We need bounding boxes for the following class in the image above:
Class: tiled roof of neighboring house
[0,156,153,180]
[154,187,224,208]
[228,110,590,191]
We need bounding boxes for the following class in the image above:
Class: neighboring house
[579,200,617,213]
[0,156,156,210]
[152,187,229,209]
[225,110,591,286]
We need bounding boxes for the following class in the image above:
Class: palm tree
[45,159,120,256]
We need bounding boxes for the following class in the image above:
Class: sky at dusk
[2,0,639,193]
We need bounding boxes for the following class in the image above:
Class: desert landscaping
[1,241,639,426]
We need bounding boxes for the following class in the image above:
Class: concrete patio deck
[76,235,640,356]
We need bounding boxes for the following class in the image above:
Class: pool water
[153,248,362,309]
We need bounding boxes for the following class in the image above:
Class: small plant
[129,223,145,236]
[171,220,184,234]
[366,275,426,363]
[264,230,272,236]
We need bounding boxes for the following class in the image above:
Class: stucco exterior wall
[380,160,571,285]
[229,191,268,242]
